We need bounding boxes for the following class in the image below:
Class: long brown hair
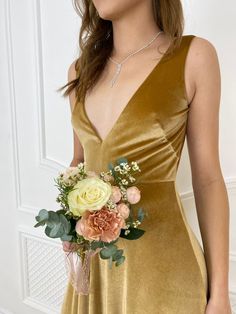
[58,0,184,103]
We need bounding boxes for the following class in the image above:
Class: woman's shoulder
[183,34,219,60]
[68,60,77,82]
[183,34,220,77]
[68,58,80,82]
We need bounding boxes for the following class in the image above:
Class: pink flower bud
[126,186,141,204]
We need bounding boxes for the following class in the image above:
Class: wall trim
[32,0,65,171]
[18,228,64,314]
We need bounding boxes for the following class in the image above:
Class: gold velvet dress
[61,34,209,314]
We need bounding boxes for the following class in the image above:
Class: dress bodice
[71,35,195,184]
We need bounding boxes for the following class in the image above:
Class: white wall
[0,0,235,313]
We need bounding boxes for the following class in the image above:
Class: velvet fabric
[61,35,209,314]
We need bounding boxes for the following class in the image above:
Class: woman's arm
[68,60,84,167]
[186,37,231,313]
[62,60,84,253]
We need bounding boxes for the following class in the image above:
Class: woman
[59,0,232,313]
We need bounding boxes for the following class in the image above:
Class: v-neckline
[80,39,174,145]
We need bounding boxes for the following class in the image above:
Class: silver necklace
[109,30,163,87]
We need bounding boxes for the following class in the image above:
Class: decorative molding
[31,0,66,171]
[18,228,67,313]
[6,0,65,216]
[4,0,22,212]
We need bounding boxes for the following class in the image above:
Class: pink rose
[116,203,130,219]
[110,186,122,203]
[126,186,141,204]
[76,208,125,243]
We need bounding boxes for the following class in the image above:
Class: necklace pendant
[111,63,122,87]
[109,30,163,87]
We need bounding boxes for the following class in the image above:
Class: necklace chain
[109,30,163,87]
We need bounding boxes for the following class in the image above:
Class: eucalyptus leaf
[59,214,71,234]
[37,209,49,222]
[91,241,105,250]
[108,162,114,171]
[49,223,64,238]
[112,249,124,261]
[117,157,128,165]
[34,220,46,228]
[35,215,41,222]
[115,256,125,266]
[45,226,51,237]
[48,211,60,224]
[60,234,73,241]
[46,221,55,228]
[100,245,117,259]
[137,208,145,222]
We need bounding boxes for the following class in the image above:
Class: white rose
[67,177,112,216]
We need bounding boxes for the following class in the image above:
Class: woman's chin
[97,9,121,21]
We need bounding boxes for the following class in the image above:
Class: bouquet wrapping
[34,158,147,295]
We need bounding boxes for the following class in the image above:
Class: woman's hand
[205,296,232,314]
[62,240,82,252]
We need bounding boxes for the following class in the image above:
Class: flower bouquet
[34,157,147,295]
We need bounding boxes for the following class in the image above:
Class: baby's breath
[124,229,130,235]
[114,165,121,172]
[131,161,141,172]
[129,176,136,183]
[100,171,106,177]
[106,199,117,210]
[121,179,129,185]
[124,223,130,229]
[132,220,141,228]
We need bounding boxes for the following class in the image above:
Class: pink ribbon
[64,248,101,295]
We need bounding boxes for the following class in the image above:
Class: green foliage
[34,208,73,241]
[119,227,145,240]
[34,209,49,227]
[137,207,147,222]
[90,238,118,251]
[112,249,123,261]
[100,244,117,259]
[90,241,105,250]
[54,177,74,210]
[98,241,125,268]
[117,157,128,165]
[108,162,114,172]
[60,234,73,241]
[115,256,125,266]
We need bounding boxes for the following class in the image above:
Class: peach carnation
[76,208,125,243]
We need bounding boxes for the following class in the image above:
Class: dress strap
[164,35,196,104]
